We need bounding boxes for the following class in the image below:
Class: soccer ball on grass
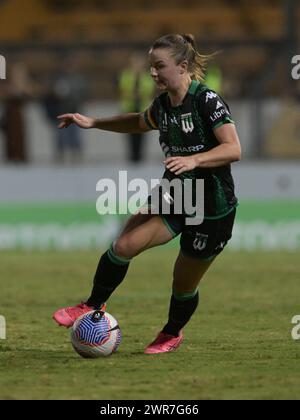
[71,310,121,358]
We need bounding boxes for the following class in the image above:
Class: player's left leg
[145,209,236,354]
[162,251,214,334]
[144,252,214,354]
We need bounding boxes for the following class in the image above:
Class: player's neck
[168,77,192,107]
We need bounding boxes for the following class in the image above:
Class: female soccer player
[53,34,241,354]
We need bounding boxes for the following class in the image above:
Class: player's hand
[164,155,198,175]
[57,113,96,129]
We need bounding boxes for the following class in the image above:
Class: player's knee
[113,236,139,259]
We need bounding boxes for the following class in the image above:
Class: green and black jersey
[144,80,238,219]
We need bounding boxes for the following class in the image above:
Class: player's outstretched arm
[57,112,150,134]
[58,113,95,129]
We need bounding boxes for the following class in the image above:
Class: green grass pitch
[0,248,300,400]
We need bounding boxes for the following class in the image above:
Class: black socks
[86,247,130,308]
[86,246,199,338]
[162,291,199,337]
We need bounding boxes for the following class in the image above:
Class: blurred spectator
[119,52,155,163]
[0,62,35,163]
[43,54,87,163]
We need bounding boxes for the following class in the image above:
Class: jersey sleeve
[198,90,234,130]
[143,97,159,130]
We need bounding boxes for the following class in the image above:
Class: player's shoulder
[194,81,211,96]
[195,85,231,115]
[194,83,220,103]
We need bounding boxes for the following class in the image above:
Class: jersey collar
[167,80,200,109]
[188,79,200,94]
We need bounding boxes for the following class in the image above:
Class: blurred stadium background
[0,0,299,251]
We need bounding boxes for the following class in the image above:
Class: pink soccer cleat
[144,331,184,354]
[53,302,106,328]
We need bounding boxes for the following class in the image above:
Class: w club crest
[193,233,208,251]
[181,113,194,133]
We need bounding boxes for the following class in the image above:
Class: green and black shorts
[160,208,236,261]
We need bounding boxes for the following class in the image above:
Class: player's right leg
[53,213,174,327]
